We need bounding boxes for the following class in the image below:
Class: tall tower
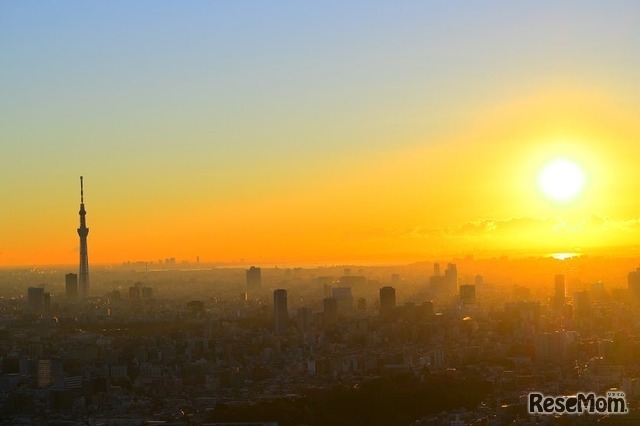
[77,176,90,298]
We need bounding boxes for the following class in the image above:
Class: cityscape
[3,2,640,425]
[2,179,640,424]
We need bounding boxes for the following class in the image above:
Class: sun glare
[538,158,586,203]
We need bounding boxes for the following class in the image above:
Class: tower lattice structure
[77,176,90,298]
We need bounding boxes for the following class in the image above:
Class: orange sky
[2,3,640,267]
[5,89,640,266]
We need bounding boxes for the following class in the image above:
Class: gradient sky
[2,1,640,266]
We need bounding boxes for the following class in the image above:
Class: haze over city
[3,2,640,425]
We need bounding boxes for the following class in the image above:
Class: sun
[538,158,586,203]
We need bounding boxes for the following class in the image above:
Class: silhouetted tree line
[206,371,491,425]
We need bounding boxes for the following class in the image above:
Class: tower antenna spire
[77,176,89,298]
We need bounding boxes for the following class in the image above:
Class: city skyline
[5,3,640,424]
[3,2,640,267]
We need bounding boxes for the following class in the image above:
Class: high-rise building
[246,266,261,288]
[474,274,484,287]
[273,289,288,334]
[297,307,311,332]
[460,284,476,305]
[444,263,458,296]
[431,263,454,296]
[379,286,396,321]
[77,177,90,298]
[323,297,338,327]
[331,287,354,316]
[419,301,435,319]
[65,273,78,299]
[573,290,590,318]
[379,286,396,319]
[37,359,52,388]
[429,275,445,294]
[129,286,141,301]
[28,287,45,311]
[553,274,566,309]
[43,292,51,314]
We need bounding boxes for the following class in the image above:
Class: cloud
[341,215,640,257]
[369,219,552,240]
[450,218,541,236]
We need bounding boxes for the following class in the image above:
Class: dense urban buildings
[12,171,640,426]
[2,256,640,424]
[3,178,640,424]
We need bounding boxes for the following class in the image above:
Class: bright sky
[2,1,640,266]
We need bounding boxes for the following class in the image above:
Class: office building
[460,284,476,305]
[246,266,261,288]
[444,263,458,296]
[331,287,354,316]
[379,286,396,319]
[573,290,590,318]
[297,307,311,332]
[129,286,141,301]
[65,273,78,299]
[553,274,566,309]
[274,289,288,334]
[43,292,51,313]
[28,287,45,312]
[37,359,52,388]
[323,297,338,327]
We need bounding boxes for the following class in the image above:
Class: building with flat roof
[274,289,288,334]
